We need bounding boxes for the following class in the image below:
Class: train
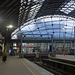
[56,47,69,55]
[69,47,75,55]
[56,47,75,55]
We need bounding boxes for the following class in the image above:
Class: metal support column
[51,34,54,57]
[74,26,75,46]
[63,28,65,56]
[19,33,23,58]
[74,26,75,56]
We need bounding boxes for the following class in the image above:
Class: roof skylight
[27,0,44,21]
[12,15,75,40]
[60,0,75,14]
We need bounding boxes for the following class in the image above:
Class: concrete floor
[0,56,33,75]
[0,56,53,75]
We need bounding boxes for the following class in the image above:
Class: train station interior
[0,0,75,75]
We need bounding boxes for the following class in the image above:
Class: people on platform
[2,49,7,62]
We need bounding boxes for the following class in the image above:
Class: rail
[42,59,75,75]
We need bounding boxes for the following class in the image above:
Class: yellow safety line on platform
[21,59,35,75]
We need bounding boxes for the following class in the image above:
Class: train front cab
[70,48,75,55]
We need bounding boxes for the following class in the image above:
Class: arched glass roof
[11,15,75,40]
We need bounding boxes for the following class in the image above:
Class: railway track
[28,58,75,75]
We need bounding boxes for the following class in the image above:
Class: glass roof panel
[27,0,45,21]
[71,5,75,8]
[68,7,74,10]
[64,5,69,7]
[60,0,75,14]
[52,17,59,21]
[67,1,74,6]
[11,34,17,39]
[47,30,53,34]
[65,9,71,12]
[62,8,66,10]
[54,29,59,32]
[11,15,75,40]
[43,18,51,22]
[33,31,40,34]
[39,27,46,30]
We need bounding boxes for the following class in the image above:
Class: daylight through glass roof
[18,0,45,25]
[11,15,75,40]
[60,0,75,14]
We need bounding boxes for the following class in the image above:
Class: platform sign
[49,45,52,52]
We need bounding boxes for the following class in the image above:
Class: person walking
[2,49,7,62]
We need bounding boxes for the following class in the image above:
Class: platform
[0,56,53,75]
[56,55,75,61]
